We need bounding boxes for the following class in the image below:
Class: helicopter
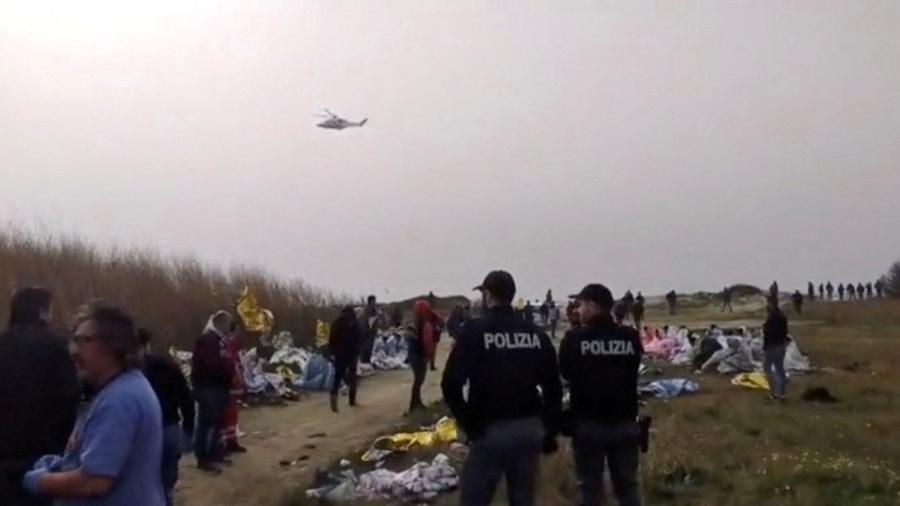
[315,109,368,130]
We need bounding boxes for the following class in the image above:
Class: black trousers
[409,353,428,411]
[331,357,358,404]
[573,420,642,506]
[194,387,228,465]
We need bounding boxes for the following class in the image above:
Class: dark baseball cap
[570,284,614,308]
[473,270,516,303]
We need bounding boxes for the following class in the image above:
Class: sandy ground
[175,340,451,506]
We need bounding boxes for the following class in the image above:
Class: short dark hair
[78,304,141,369]
[8,286,52,329]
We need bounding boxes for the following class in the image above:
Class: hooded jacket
[410,300,438,359]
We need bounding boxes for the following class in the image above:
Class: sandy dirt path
[176,341,450,506]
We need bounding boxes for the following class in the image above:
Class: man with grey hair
[191,311,234,475]
[22,304,165,506]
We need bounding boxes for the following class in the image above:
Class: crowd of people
[1,270,827,506]
[0,288,247,506]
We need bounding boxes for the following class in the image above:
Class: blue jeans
[194,387,228,466]
[572,420,641,506]
[764,344,788,397]
[161,424,182,506]
[460,417,544,506]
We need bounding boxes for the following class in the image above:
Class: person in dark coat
[818,283,825,300]
[762,300,790,400]
[857,283,865,300]
[791,290,804,316]
[0,287,80,506]
[665,290,678,316]
[139,329,195,506]
[866,283,874,299]
[191,311,234,474]
[826,282,834,300]
[875,280,884,298]
[807,282,815,300]
[837,283,845,301]
[328,306,360,413]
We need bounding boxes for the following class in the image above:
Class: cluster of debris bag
[171,329,410,400]
[306,418,461,503]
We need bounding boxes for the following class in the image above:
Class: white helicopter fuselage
[317,117,367,130]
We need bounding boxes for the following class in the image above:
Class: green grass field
[290,297,900,506]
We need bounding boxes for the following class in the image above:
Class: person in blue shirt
[22,304,165,506]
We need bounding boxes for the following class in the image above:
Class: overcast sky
[2,1,899,301]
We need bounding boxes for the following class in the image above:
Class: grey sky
[2,1,899,301]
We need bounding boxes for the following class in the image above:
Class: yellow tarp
[731,372,769,390]
[361,417,458,462]
[236,287,274,333]
[315,319,330,348]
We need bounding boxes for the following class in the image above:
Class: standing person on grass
[762,299,790,401]
[560,284,644,506]
[22,304,164,506]
[191,311,234,475]
[138,329,195,506]
[0,287,80,506]
[328,305,360,413]
[221,323,247,454]
[407,300,437,413]
[442,270,563,506]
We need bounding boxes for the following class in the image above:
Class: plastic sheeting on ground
[370,331,409,371]
[358,454,459,503]
[306,454,459,504]
[639,379,700,399]
[731,372,770,390]
[361,417,458,462]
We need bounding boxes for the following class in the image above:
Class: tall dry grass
[0,228,340,349]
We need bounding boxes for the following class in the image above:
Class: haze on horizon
[2,1,899,301]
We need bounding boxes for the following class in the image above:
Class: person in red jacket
[220,324,247,454]
[407,300,437,413]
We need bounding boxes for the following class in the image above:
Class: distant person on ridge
[837,283,845,301]
[791,290,804,316]
[328,305,360,413]
[857,283,865,300]
[826,282,834,300]
[847,283,856,301]
[721,286,733,313]
[524,300,535,324]
[769,281,779,302]
[548,302,561,339]
[807,282,815,300]
[818,283,825,300]
[665,290,678,316]
[866,283,874,299]
[630,296,645,330]
[875,280,884,298]
[0,287,80,506]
